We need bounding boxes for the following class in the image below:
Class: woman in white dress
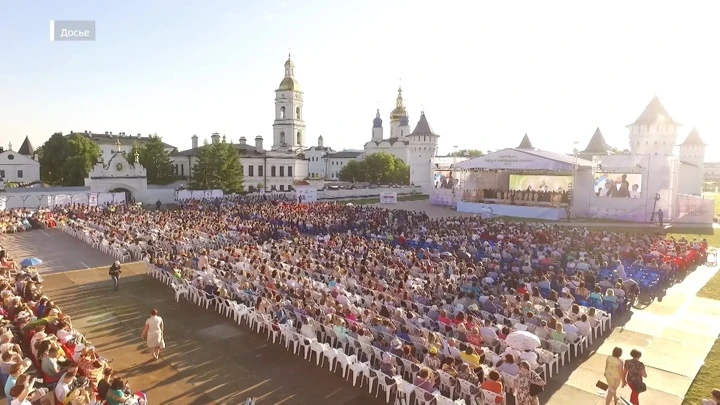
[141,309,164,360]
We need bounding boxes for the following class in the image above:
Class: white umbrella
[505,330,541,351]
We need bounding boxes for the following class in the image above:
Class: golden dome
[278,77,300,91]
[390,86,407,121]
[278,53,300,90]
[390,106,408,121]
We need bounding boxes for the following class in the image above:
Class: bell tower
[273,54,306,151]
[389,86,409,139]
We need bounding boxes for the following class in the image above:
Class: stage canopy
[456,148,592,172]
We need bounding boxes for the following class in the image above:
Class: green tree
[137,135,174,185]
[337,160,366,182]
[122,143,142,163]
[450,149,484,157]
[338,152,410,185]
[390,159,410,184]
[190,140,244,193]
[363,152,397,184]
[38,133,100,186]
[37,133,67,185]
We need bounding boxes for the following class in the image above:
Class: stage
[456,201,567,220]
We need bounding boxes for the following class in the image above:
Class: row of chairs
[148,264,482,404]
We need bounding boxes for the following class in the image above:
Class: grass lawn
[682,338,720,405]
[331,194,429,205]
[682,191,720,404]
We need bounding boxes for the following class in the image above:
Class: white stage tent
[456,148,592,171]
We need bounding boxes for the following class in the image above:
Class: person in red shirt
[437,310,452,325]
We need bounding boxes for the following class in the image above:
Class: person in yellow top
[604,347,625,405]
[460,345,483,369]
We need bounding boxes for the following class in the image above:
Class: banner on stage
[675,194,714,224]
[430,192,453,207]
[380,192,397,204]
[176,189,223,201]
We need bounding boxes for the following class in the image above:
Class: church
[306,86,440,193]
[171,55,310,193]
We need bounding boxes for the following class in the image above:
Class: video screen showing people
[508,175,572,193]
[594,172,642,198]
[434,172,457,189]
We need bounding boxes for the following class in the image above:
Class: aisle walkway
[542,264,720,405]
[42,263,383,405]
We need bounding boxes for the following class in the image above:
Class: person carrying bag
[624,349,648,405]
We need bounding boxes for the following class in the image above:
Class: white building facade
[0,149,40,183]
[171,56,309,192]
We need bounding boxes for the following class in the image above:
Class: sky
[1,0,719,159]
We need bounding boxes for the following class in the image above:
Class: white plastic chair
[332,351,357,377]
[480,388,505,405]
[172,282,189,302]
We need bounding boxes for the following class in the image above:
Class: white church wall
[316,186,420,200]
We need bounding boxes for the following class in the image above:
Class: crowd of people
[56,194,712,405]
[0,237,147,404]
[0,208,59,234]
[463,189,569,207]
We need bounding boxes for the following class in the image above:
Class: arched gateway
[84,139,148,199]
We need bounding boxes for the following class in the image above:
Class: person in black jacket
[109,261,122,291]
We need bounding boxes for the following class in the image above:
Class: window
[288,166,293,177]
[258,165,264,176]
[280,166,285,177]
[240,165,244,176]
[7,154,14,160]
[248,165,254,177]
[17,170,23,178]
[280,132,286,145]
[280,185,285,191]
[271,166,276,177]
[296,106,301,119]
[297,131,302,144]
[0,170,4,178]
[280,106,285,119]
[181,164,185,176]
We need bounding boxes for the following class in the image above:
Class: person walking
[604,347,625,405]
[624,349,647,405]
[141,309,164,360]
[514,361,546,405]
[109,261,122,291]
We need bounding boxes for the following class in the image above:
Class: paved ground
[40,263,384,405]
[543,264,720,405]
[0,229,115,273]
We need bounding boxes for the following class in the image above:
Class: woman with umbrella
[504,330,546,403]
[19,257,44,283]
